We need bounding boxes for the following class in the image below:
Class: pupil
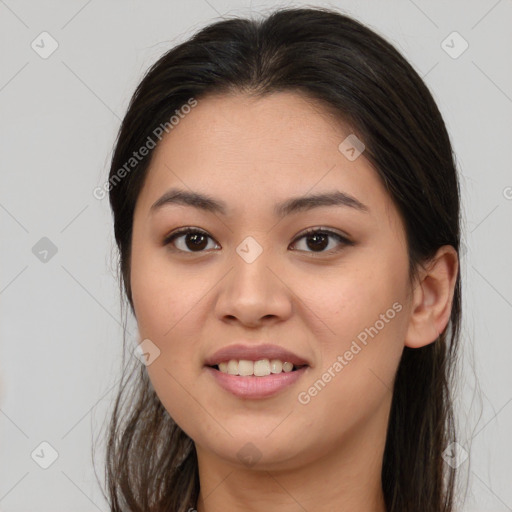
[307,233,328,251]
[187,233,207,251]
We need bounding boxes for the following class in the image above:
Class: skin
[129,91,458,512]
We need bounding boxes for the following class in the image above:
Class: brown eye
[290,228,352,254]
[164,228,219,253]
[163,227,352,255]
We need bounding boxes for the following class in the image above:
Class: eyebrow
[150,187,369,217]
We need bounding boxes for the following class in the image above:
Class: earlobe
[404,245,459,349]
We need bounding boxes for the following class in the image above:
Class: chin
[193,425,315,471]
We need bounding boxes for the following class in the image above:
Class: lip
[203,343,310,367]
[205,365,308,399]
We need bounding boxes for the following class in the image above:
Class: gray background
[1,0,511,510]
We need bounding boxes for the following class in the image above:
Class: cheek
[292,250,409,413]
[295,256,408,349]
[130,242,201,340]
[130,249,209,438]
[293,274,407,450]
[126,221,200,437]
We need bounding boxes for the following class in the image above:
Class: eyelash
[162,227,353,255]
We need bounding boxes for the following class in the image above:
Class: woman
[102,6,462,512]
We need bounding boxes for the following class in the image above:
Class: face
[129,91,413,471]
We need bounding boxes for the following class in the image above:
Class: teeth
[238,360,254,376]
[227,360,238,375]
[216,358,300,376]
[254,359,270,376]
[269,359,282,373]
[282,361,294,372]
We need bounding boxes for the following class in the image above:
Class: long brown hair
[100,6,463,511]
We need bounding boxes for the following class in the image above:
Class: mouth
[203,343,310,398]
[204,358,309,399]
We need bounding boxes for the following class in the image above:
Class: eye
[163,227,220,253]
[290,227,353,254]
[163,226,353,255]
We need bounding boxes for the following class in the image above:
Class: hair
[101,6,463,512]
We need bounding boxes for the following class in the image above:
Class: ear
[404,245,459,348]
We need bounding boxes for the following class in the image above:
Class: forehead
[135,91,398,227]
[154,91,353,166]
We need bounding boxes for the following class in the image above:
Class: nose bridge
[235,233,268,266]
[230,233,274,298]
[214,233,292,324]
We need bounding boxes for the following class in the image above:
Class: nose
[213,242,293,328]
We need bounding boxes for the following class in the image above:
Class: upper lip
[204,343,310,367]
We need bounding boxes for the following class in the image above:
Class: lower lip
[205,366,308,399]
